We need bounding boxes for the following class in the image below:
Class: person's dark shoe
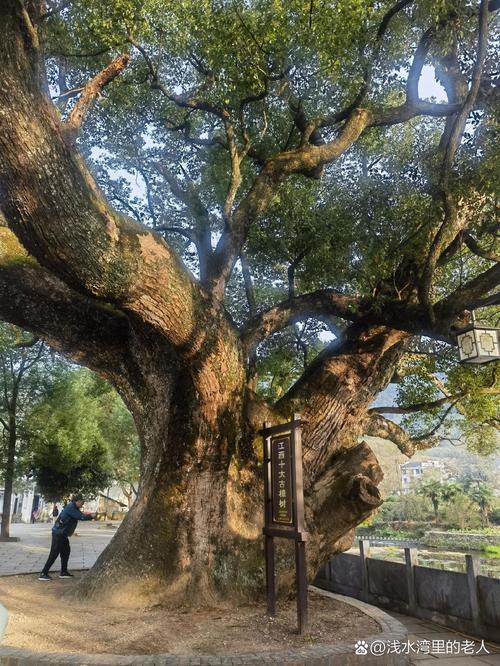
[38,573,51,580]
[59,571,74,578]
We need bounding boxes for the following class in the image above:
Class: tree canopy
[27,369,139,500]
[23,0,496,449]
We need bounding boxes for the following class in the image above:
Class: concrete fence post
[405,547,418,614]
[466,554,481,631]
[359,539,370,602]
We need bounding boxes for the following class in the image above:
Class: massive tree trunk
[74,328,252,605]
[72,322,406,605]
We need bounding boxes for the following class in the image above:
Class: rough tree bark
[0,0,497,605]
[0,416,17,539]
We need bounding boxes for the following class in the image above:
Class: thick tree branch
[278,325,410,483]
[0,219,130,375]
[65,52,131,135]
[240,253,257,317]
[238,274,492,358]
[467,293,500,310]
[371,385,499,415]
[222,115,246,222]
[462,232,500,262]
[129,37,223,118]
[208,108,373,298]
[207,62,469,300]
[406,28,433,104]
[0,8,230,355]
[0,262,130,377]
[240,289,362,357]
[143,2,487,302]
[419,0,490,320]
[435,262,500,323]
[365,413,436,456]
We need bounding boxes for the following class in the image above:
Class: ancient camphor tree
[0,0,498,604]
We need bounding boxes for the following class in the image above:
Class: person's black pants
[42,533,70,574]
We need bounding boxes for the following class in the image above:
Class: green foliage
[417,478,469,521]
[0,322,139,502]
[27,369,139,500]
[463,480,495,526]
[442,492,482,530]
[376,492,431,523]
[33,440,112,502]
[481,545,500,557]
[256,322,326,401]
[40,0,499,431]
[370,474,497,532]
[491,503,500,526]
[397,345,499,455]
[0,323,66,488]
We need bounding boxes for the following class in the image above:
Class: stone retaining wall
[422,531,500,550]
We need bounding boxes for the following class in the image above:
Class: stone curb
[0,585,409,665]
[309,586,405,636]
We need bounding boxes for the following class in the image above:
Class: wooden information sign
[271,435,293,524]
[262,415,308,634]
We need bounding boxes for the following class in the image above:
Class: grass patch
[481,545,500,557]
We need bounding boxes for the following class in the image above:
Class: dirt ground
[0,574,380,656]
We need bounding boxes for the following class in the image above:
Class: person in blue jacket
[38,493,96,580]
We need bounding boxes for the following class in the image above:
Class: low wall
[315,541,500,643]
[422,531,500,550]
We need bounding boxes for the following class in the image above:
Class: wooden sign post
[262,414,308,634]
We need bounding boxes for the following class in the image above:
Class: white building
[1,481,133,524]
[0,482,44,523]
[399,460,446,494]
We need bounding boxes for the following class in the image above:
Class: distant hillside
[364,381,500,498]
[363,435,500,498]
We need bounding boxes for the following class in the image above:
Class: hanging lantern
[456,312,500,364]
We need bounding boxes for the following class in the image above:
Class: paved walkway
[385,610,500,665]
[0,521,117,576]
[0,524,499,664]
